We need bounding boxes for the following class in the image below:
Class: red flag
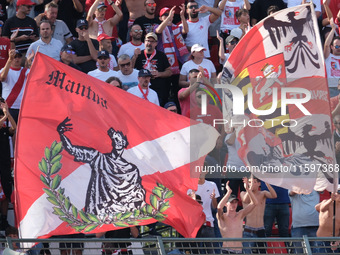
[15,52,219,240]
[220,3,335,193]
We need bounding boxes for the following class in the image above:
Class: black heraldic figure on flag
[57,117,146,215]
[263,6,320,73]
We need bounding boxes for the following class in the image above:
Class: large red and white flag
[220,3,335,193]
[15,53,219,240]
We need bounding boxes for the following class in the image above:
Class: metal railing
[2,236,340,255]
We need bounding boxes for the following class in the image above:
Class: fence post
[157,236,167,255]
[302,235,312,255]
[6,237,13,250]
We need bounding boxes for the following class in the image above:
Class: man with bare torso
[240,177,277,254]
[87,0,123,39]
[217,178,258,254]
[316,193,340,252]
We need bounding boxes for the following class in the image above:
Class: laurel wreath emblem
[39,141,174,232]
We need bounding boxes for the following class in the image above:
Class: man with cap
[216,27,241,65]
[69,19,99,73]
[60,44,81,71]
[86,0,123,40]
[88,50,118,82]
[164,101,178,113]
[127,69,159,105]
[133,0,161,40]
[134,32,171,106]
[118,24,145,62]
[185,0,222,58]
[97,33,118,70]
[2,0,38,53]
[217,178,257,254]
[26,20,63,61]
[34,1,73,45]
[116,54,139,90]
[0,49,29,123]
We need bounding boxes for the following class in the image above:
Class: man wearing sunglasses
[116,54,139,91]
[325,20,340,97]
[2,0,38,54]
[118,24,145,61]
[185,0,222,58]
[60,44,81,71]
[133,0,161,40]
[69,19,99,73]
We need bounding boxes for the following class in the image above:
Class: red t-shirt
[189,104,223,133]
[0,37,10,69]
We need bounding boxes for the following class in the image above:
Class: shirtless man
[316,193,340,252]
[87,0,123,39]
[240,177,277,254]
[217,178,258,254]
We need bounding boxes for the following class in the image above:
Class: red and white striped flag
[15,53,219,240]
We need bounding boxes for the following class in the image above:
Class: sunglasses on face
[187,5,198,9]
[146,3,156,7]
[64,50,75,55]
[23,5,33,8]
[169,109,177,113]
[335,122,340,125]
[162,13,169,17]
[78,26,88,30]
[229,40,239,45]
[98,57,109,60]
[335,45,340,49]
[133,29,143,33]
[97,8,107,12]
[119,62,131,67]
[14,54,22,58]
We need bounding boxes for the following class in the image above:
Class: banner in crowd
[15,53,219,240]
[220,3,335,193]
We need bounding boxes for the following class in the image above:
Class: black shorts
[58,233,85,249]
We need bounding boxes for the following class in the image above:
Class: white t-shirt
[127,85,160,105]
[186,15,212,58]
[116,69,139,91]
[189,181,220,227]
[220,0,245,32]
[87,69,119,82]
[96,54,118,70]
[325,53,340,87]
[196,0,216,7]
[180,59,216,80]
[287,0,321,12]
[117,42,145,59]
[1,67,30,109]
